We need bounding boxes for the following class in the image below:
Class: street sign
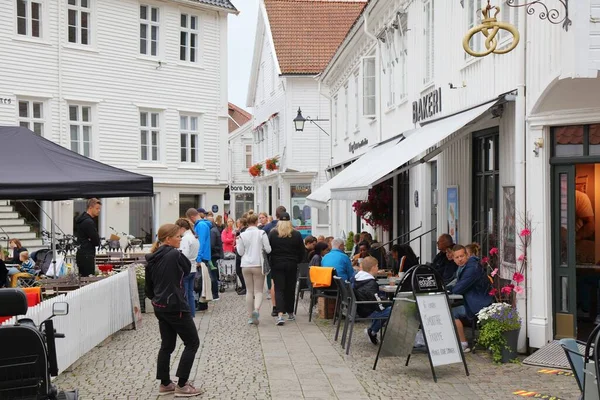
[212,205,218,213]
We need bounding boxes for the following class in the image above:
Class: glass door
[552,165,577,339]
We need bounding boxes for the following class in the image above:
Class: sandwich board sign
[373,265,469,382]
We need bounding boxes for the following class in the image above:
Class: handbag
[260,231,271,276]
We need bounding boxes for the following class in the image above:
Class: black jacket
[145,245,192,313]
[75,212,100,253]
[268,230,304,267]
[0,259,7,287]
[210,223,224,261]
[353,271,386,318]
[10,247,27,264]
[432,251,458,285]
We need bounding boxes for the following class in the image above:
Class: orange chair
[22,287,42,304]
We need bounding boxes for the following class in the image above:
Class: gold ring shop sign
[462,2,520,57]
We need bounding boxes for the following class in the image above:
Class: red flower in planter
[265,157,279,171]
[249,163,263,177]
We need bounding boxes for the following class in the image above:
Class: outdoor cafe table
[379,285,463,302]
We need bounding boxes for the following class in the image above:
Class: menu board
[378,298,420,359]
[416,293,462,367]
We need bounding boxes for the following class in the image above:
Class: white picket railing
[1,271,134,375]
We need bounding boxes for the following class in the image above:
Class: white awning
[329,100,499,201]
[305,138,402,209]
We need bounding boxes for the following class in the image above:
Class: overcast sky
[228,0,260,112]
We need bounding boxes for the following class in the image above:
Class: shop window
[553,126,584,157]
[234,193,254,220]
[291,184,312,238]
[179,194,202,217]
[130,196,153,243]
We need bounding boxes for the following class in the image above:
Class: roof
[189,0,238,13]
[264,0,367,75]
[228,102,253,133]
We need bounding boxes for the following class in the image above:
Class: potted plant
[345,231,355,253]
[476,302,521,363]
[352,179,393,231]
[265,156,279,171]
[248,163,263,177]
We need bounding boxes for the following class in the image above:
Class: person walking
[221,218,236,254]
[75,198,101,277]
[268,212,304,325]
[145,224,202,397]
[186,208,212,311]
[234,218,248,295]
[236,213,271,325]
[176,218,199,318]
[208,215,224,300]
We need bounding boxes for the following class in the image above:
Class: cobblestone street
[55,291,580,399]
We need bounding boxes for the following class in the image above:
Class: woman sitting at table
[8,239,27,264]
[309,242,330,267]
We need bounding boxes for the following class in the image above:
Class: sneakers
[276,316,285,326]
[237,289,247,295]
[271,307,278,317]
[266,292,272,300]
[287,313,295,321]
[175,382,203,397]
[461,342,471,353]
[158,382,175,396]
[365,328,378,345]
[248,318,254,325]
[251,310,260,326]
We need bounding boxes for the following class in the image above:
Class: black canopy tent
[0,126,153,200]
[0,126,154,268]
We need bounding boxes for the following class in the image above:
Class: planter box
[318,297,336,319]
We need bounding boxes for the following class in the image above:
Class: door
[552,165,577,339]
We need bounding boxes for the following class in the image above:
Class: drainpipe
[515,5,527,353]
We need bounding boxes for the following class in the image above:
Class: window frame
[353,71,359,131]
[423,0,435,85]
[179,114,201,166]
[139,110,161,162]
[499,0,519,43]
[397,14,408,101]
[67,0,92,46]
[362,56,376,118]
[179,13,200,63]
[384,30,396,109]
[68,103,93,157]
[139,4,160,57]
[465,0,482,60]
[17,99,45,136]
[344,83,349,138]
[16,0,43,39]
[245,143,253,169]
[333,95,338,144]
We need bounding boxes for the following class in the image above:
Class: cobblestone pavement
[56,290,580,399]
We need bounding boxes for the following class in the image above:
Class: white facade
[227,120,255,220]
[320,0,600,349]
[246,1,331,237]
[0,0,235,241]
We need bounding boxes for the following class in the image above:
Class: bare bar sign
[412,87,442,124]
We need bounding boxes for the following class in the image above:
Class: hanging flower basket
[249,163,263,177]
[352,180,393,231]
[265,157,279,171]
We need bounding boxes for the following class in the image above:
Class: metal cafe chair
[294,263,310,315]
[306,267,337,323]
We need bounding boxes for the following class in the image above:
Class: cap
[197,208,207,214]
[279,212,291,221]
[304,235,317,244]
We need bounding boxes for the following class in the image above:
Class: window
[362,56,376,117]
[245,144,252,168]
[179,194,202,218]
[68,104,92,157]
[466,0,482,57]
[397,15,408,100]
[129,196,153,244]
[353,72,359,130]
[18,100,44,136]
[180,115,200,164]
[272,116,280,153]
[67,0,91,45]
[140,4,159,56]
[140,111,159,161]
[180,13,199,62]
[344,84,349,137]
[384,31,396,108]
[234,193,254,220]
[423,0,434,84]
[500,0,518,42]
[318,206,329,225]
[333,95,338,142]
[16,0,42,38]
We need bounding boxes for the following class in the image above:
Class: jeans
[272,263,297,315]
[154,311,199,384]
[369,307,391,334]
[210,260,219,299]
[242,267,264,315]
[76,251,96,277]
[7,267,20,276]
[183,272,196,318]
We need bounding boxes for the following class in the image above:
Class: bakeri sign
[412,87,442,124]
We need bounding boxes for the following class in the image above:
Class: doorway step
[523,340,582,369]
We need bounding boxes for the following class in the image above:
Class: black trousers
[76,251,95,277]
[235,254,246,290]
[272,263,298,314]
[155,311,200,384]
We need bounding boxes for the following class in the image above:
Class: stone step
[0,225,32,233]
[0,231,38,240]
[0,206,13,213]
[19,238,44,247]
[0,212,19,219]
[0,201,9,206]
[0,219,24,227]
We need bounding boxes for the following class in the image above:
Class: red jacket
[221,228,235,253]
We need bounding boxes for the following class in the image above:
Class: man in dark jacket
[208,216,224,300]
[75,198,101,277]
[354,256,390,345]
[431,233,458,285]
[262,205,286,234]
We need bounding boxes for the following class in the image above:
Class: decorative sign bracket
[463,2,520,58]
[506,0,571,32]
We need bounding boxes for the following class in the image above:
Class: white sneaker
[266,292,271,300]
[461,342,471,353]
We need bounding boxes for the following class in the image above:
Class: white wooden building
[246,0,366,237]
[309,0,600,349]
[0,0,237,243]
[227,102,255,220]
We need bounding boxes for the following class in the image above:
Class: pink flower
[518,254,525,262]
[520,228,531,237]
[501,285,513,295]
[513,272,525,284]
[489,247,499,256]
[514,285,524,295]
[491,268,498,277]
[482,256,490,264]
[489,288,498,297]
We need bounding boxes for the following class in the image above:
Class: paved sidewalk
[55,290,580,399]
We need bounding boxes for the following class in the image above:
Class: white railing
[1,271,134,375]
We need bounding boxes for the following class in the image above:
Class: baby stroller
[218,253,236,293]
[0,288,78,399]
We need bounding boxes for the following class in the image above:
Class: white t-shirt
[180,230,200,273]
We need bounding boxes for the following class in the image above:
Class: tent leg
[51,201,57,270]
